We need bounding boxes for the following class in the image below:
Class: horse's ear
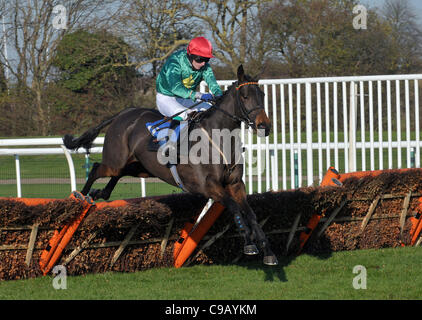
[237,65,245,82]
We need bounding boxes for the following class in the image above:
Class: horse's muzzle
[253,109,271,137]
[257,123,270,137]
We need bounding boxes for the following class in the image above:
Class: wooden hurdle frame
[297,167,422,253]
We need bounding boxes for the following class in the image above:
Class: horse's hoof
[263,255,278,266]
[84,195,94,204]
[71,190,85,201]
[89,189,101,200]
[244,244,259,255]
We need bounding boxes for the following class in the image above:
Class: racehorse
[63,65,278,266]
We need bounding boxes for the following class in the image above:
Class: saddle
[146,114,200,192]
[146,112,200,153]
[146,118,173,152]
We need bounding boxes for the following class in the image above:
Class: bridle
[210,81,264,129]
[190,81,264,174]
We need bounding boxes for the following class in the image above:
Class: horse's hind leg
[81,162,120,199]
[89,162,151,200]
[89,175,120,200]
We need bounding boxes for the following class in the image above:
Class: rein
[203,81,262,129]
[188,81,262,175]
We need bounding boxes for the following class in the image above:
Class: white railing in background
[1,73,422,198]
[0,138,106,197]
[0,138,148,198]
[208,74,422,193]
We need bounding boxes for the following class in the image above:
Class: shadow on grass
[202,237,334,283]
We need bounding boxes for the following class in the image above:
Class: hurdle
[173,199,225,268]
[298,167,422,253]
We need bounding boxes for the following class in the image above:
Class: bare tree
[382,0,422,73]
[0,0,115,135]
[184,0,270,76]
[110,0,193,78]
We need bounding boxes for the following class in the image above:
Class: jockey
[155,36,223,153]
[156,36,223,120]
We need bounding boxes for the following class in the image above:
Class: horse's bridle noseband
[235,81,264,128]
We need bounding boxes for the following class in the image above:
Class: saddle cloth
[145,118,188,191]
[146,118,172,149]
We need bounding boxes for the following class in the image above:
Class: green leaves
[53,30,137,94]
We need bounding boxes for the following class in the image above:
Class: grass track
[1,247,421,300]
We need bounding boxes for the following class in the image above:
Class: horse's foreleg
[206,181,256,256]
[226,182,278,266]
[224,196,257,255]
[241,201,278,265]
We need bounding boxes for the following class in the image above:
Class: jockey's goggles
[190,54,210,63]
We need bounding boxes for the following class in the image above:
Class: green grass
[1,247,421,300]
[0,151,183,198]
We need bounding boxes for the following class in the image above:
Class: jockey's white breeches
[156,93,212,120]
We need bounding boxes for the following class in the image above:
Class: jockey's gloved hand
[195,92,214,102]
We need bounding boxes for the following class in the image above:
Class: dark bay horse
[63,65,278,266]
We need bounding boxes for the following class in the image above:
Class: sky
[364,0,422,18]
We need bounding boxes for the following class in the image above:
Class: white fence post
[349,82,357,172]
[61,145,77,192]
[415,80,420,168]
[15,154,21,197]
[271,84,279,191]
[141,178,146,197]
[306,82,313,186]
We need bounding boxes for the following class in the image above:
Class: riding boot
[160,118,188,166]
[165,119,188,156]
[165,119,181,155]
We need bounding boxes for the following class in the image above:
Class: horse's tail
[63,113,120,151]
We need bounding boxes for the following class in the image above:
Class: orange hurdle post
[297,167,342,254]
[39,191,94,275]
[173,201,225,268]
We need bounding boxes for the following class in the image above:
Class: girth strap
[169,165,188,192]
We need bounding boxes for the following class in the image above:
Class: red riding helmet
[187,37,214,58]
